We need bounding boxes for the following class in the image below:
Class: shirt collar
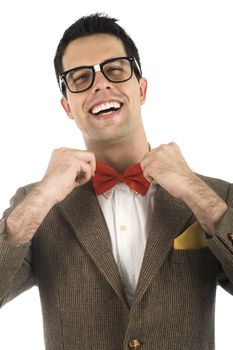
[100,182,157,199]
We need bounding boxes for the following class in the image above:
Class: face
[61,34,147,145]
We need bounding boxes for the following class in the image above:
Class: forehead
[62,34,127,71]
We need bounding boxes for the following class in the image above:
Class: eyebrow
[63,56,127,74]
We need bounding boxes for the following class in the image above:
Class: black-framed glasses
[59,56,142,94]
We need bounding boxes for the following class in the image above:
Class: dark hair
[54,13,142,95]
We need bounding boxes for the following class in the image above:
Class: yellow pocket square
[173,222,207,250]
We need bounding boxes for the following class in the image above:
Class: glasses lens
[103,58,132,82]
[66,67,93,92]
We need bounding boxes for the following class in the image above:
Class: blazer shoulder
[2,182,38,219]
[13,182,38,202]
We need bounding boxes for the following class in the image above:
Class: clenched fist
[141,142,196,200]
[40,148,96,204]
[5,148,96,244]
[141,142,227,234]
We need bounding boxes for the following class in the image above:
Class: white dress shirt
[97,183,156,306]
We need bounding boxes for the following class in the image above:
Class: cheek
[69,102,86,121]
[128,80,143,107]
[73,107,91,132]
[131,88,142,110]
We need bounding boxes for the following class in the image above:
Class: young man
[0,13,233,350]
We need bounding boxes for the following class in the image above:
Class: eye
[105,65,124,76]
[109,66,122,71]
[72,71,91,83]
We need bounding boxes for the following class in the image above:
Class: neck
[85,130,149,173]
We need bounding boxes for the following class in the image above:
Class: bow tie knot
[92,161,150,196]
[116,173,124,182]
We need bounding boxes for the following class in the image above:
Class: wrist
[5,183,56,244]
[5,215,33,244]
[32,181,58,207]
[181,177,228,234]
[3,230,31,246]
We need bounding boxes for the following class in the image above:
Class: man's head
[54,13,142,96]
[54,13,147,147]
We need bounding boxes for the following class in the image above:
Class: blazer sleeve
[0,187,36,307]
[207,183,233,294]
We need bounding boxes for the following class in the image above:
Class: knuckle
[157,144,167,152]
[52,148,59,155]
[169,141,178,148]
[57,147,67,152]
[88,151,95,160]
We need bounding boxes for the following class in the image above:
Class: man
[0,13,233,350]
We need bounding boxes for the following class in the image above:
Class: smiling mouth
[90,101,123,117]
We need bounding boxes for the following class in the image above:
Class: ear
[61,97,74,119]
[139,77,147,105]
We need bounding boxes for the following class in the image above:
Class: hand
[5,148,96,244]
[39,148,96,204]
[141,142,228,234]
[141,142,199,200]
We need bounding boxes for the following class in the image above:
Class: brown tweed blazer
[0,175,233,350]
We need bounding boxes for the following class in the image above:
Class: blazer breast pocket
[173,222,207,250]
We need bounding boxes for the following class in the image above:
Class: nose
[91,70,113,94]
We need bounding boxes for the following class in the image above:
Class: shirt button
[128,339,141,349]
[119,224,127,232]
[227,233,233,241]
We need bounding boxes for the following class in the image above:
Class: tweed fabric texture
[0,176,233,350]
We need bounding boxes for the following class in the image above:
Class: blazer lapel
[58,182,194,309]
[58,182,126,305]
[131,185,194,309]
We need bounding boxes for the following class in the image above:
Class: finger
[72,150,96,176]
[140,152,155,169]
[74,160,93,186]
[143,171,154,183]
[140,162,154,183]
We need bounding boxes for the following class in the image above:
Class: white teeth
[91,101,121,115]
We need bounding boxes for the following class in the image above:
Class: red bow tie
[92,161,150,196]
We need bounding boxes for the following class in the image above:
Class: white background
[0,0,233,349]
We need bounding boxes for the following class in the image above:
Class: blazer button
[227,233,233,242]
[128,339,140,349]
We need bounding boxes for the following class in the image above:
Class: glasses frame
[59,56,142,94]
